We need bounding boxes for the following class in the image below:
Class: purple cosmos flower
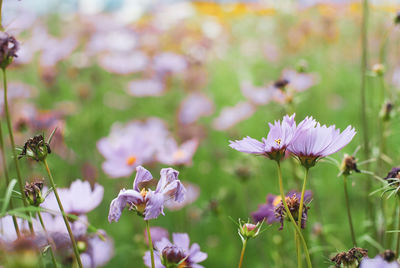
[360,255,400,268]
[212,101,256,131]
[165,182,200,211]
[281,69,318,92]
[108,166,186,222]
[97,118,169,178]
[41,179,104,215]
[0,216,29,243]
[153,52,187,76]
[229,114,296,161]
[39,35,78,68]
[240,81,273,106]
[288,116,356,168]
[156,138,199,166]
[144,227,169,245]
[178,92,214,125]
[143,233,207,268]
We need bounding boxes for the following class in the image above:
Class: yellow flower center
[274,139,281,145]
[178,261,188,268]
[140,188,148,198]
[273,196,282,207]
[126,155,137,166]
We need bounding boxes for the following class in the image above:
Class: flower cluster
[230,114,356,168]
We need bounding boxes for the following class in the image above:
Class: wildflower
[372,63,385,76]
[108,166,186,222]
[41,179,104,215]
[240,81,273,106]
[165,182,200,211]
[274,190,312,230]
[157,138,199,166]
[0,32,19,69]
[178,92,214,125]
[1,235,41,268]
[153,52,187,76]
[288,116,356,169]
[280,69,318,92]
[127,78,165,97]
[143,233,207,268]
[97,118,169,178]
[24,179,45,207]
[229,114,296,161]
[251,194,281,224]
[98,51,148,75]
[18,134,51,162]
[340,154,360,176]
[331,247,368,268]
[212,101,255,131]
[383,167,400,187]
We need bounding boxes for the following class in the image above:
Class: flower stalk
[277,161,312,268]
[396,195,400,257]
[343,175,357,246]
[145,220,155,268]
[2,68,34,234]
[238,238,247,268]
[42,159,82,268]
[37,211,58,268]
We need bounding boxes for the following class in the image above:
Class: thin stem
[37,211,59,268]
[238,238,247,268]
[396,195,400,257]
[0,122,19,236]
[2,68,34,234]
[42,159,82,268]
[145,220,155,268]
[276,161,312,268]
[343,175,357,246]
[0,0,3,30]
[297,168,309,231]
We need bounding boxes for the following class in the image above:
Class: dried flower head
[340,154,361,176]
[380,101,393,122]
[0,32,19,69]
[331,247,368,268]
[18,134,51,162]
[24,179,44,207]
[384,167,400,186]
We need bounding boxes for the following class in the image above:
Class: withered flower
[331,247,368,268]
[18,134,51,162]
[340,154,361,176]
[0,32,19,69]
[24,179,44,206]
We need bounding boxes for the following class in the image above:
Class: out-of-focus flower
[41,179,104,215]
[39,35,78,68]
[274,190,312,230]
[281,69,318,92]
[331,247,368,268]
[178,92,214,125]
[360,250,399,268]
[240,81,273,106]
[143,227,169,245]
[288,116,356,168]
[383,167,400,186]
[126,78,165,97]
[97,118,169,178]
[212,101,255,131]
[165,182,200,211]
[108,166,186,222]
[372,63,385,76]
[98,51,148,75]
[0,235,41,268]
[143,233,207,268]
[157,138,199,166]
[0,82,36,114]
[0,216,28,243]
[251,194,281,224]
[0,31,19,69]
[153,52,187,76]
[229,114,296,161]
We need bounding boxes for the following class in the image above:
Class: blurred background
[2,0,400,267]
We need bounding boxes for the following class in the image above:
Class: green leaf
[1,179,17,214]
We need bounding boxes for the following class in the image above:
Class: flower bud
[238,220,263,242]
[380,101,393,122]
[24,179,44,207]
[161,245,187,267]
[0,32,18,69]
[18,135,51,162]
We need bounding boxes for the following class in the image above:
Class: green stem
[297,168,309,231]
[238,238,247,268]
[396,196,400,257]
[37,211,59,268]
[0,122,19,236]
[343,175,357,246]
[145,220,155,268]
[276,161,312,268]
[42,159,82,268]
[2,68,34,234]
[0,0,3,30]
